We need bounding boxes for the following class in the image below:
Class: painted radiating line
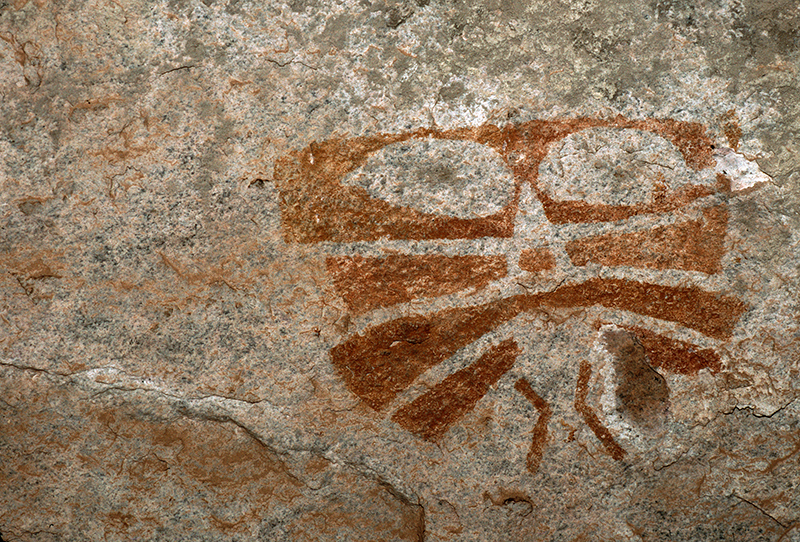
[326,254,507,314]
[515,378,553,474]
[575,359,627,461]
[392,339,521,440]
[276,115,749,471]
[330,278,746,411]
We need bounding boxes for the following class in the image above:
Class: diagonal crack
[733,493,787,528]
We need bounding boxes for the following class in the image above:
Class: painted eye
[341,138,516,218]
[538,128,717,206]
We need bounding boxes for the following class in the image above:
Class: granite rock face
[1,0,799,540]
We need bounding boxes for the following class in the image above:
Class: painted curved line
[275,117,716,243]
[330,278,747,410]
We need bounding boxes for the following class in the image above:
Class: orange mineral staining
[719,109,742,150]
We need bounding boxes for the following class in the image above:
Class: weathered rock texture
[1,0,799,540]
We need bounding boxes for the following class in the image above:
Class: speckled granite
[1,1,799,541]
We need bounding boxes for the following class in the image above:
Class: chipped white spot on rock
[539,127,716,206]
[714,147,772,192]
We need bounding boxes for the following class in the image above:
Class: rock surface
[1,0,799,540]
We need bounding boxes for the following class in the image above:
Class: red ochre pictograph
[275,116,749,473]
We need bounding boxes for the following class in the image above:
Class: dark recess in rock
[603,327,669,429]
